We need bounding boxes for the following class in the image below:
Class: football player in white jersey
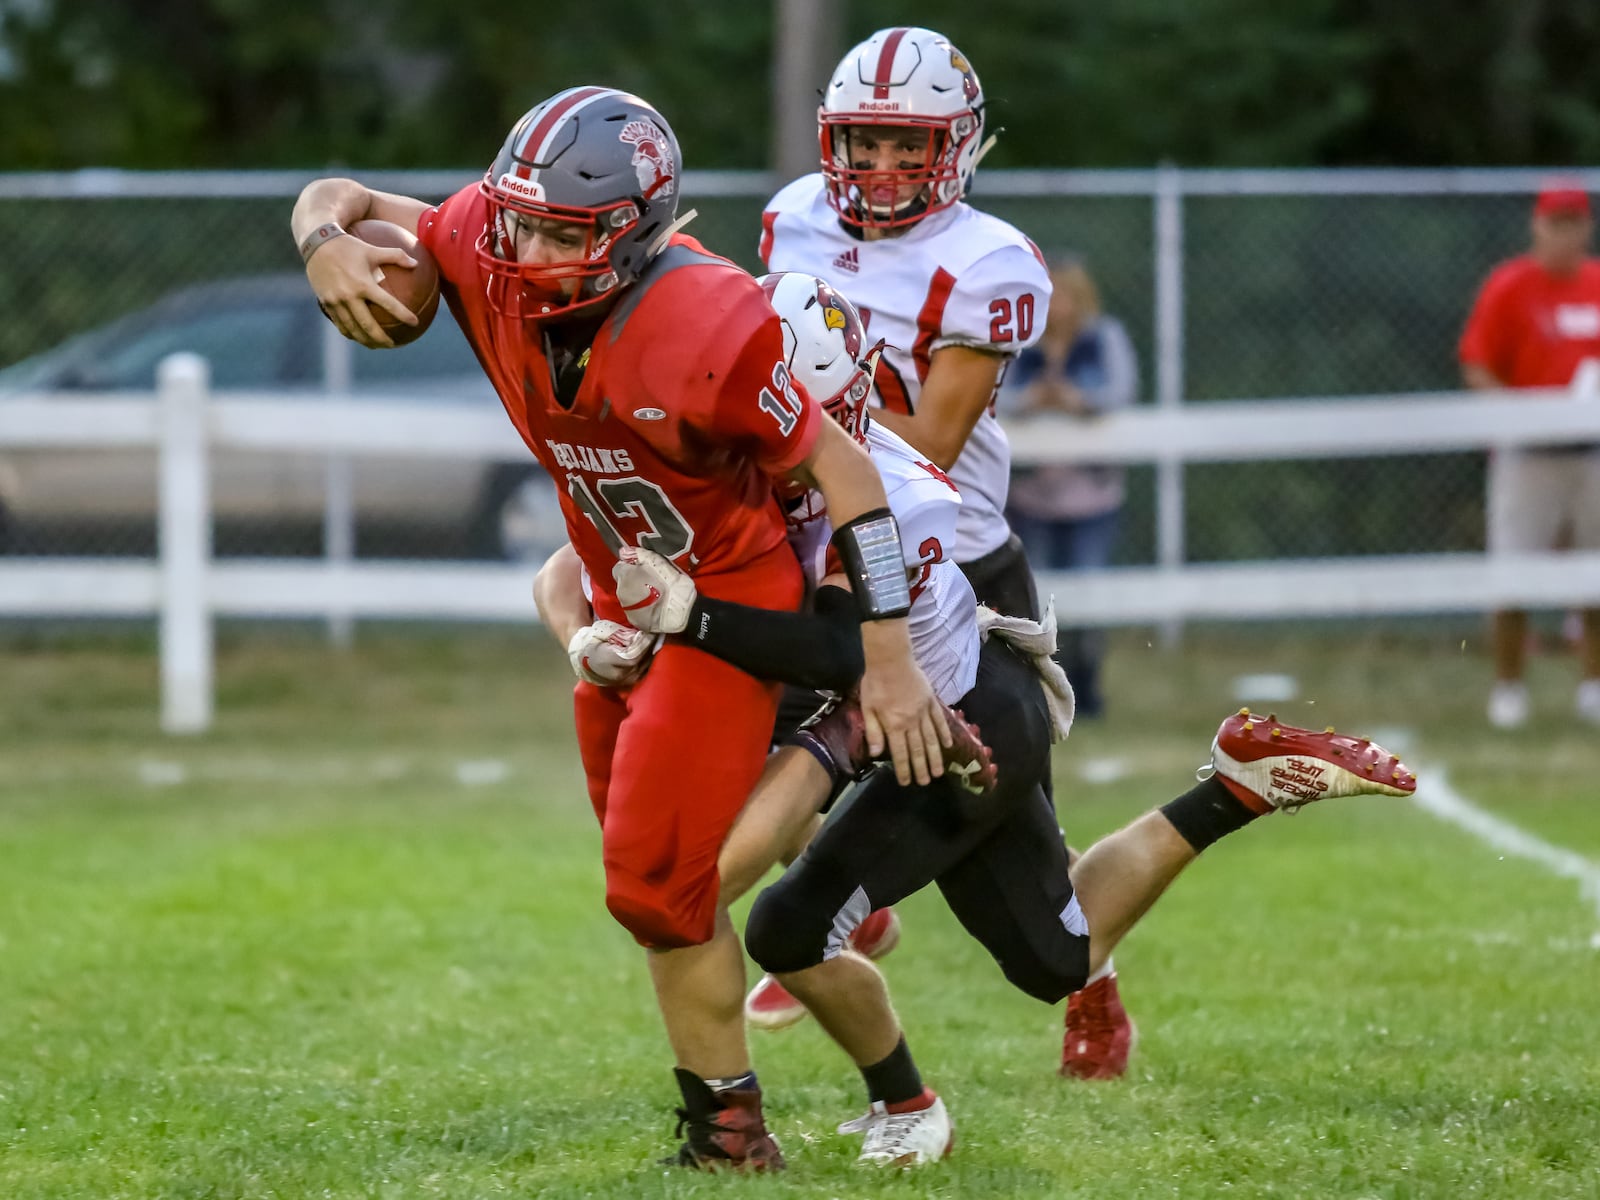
[761,27,1044,593]
[759,24,1140,1078]
[612,273,1420,1168]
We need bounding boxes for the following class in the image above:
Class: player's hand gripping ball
[567,620,656,687]
[347,219,440,346]
[613,546,698,634]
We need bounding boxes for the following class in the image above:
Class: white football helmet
[759,271,884,529]
[758,271,882,443]
[818,26,986,230]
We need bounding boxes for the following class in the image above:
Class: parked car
[0,273,564,561]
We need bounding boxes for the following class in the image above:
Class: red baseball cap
[1534,185,1591,218]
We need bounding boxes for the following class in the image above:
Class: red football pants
[573,641,783,949]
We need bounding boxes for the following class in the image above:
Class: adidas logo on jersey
[832,246,860,273]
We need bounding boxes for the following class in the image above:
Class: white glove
[567,620,657,687]
[612,545,698,634]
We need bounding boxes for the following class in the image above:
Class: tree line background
[3,0,1599,172]
[3,0,1595,563]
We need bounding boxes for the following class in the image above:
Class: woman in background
[1000,258,1139,718]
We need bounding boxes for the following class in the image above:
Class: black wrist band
[833,507,913,621]
[299,221,347,265]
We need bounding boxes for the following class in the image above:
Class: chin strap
[971,132,1000,172]
[646,207,699,256]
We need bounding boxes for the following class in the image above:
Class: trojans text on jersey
[546,440,637,474]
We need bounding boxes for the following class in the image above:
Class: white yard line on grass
[129,756,511,788]
[1413,765,1600,950]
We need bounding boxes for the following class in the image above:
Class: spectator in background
[1459,184,1600,730]
[998,258,1138,718]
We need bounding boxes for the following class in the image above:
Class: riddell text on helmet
[497,173,545,201]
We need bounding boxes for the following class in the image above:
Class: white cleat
[838,1091,953,1167]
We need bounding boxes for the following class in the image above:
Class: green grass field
[3,624,1598,1199]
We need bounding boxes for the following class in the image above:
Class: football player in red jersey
[291,86,953,1172]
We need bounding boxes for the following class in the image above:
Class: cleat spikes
[1208,710,1419,810]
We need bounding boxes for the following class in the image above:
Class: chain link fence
[0,169,1586,568]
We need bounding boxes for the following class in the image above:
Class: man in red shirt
[290,86,952,1171]
[1459,184,1600,729]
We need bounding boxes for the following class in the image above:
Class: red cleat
[1060,971,1136,1081]
[1206,709,1419,814]
[848,905,901,959]
[666,1079,785,1172]
[745,907,901,1031]
[743,973,807,1032]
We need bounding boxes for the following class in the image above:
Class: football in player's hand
[349,218,440,346]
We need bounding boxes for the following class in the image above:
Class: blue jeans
[1007,507,1123,717]
[1009,507,1122,573]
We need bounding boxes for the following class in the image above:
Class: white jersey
[786,421,980,705]
[763,174,1053,562]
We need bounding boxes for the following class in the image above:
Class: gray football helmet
[478,86,681,319]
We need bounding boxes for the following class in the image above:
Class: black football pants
[744,637,1090,1004]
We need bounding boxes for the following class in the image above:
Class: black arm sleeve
[678,585,864,691]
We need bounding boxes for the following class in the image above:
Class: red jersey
[419,186,821,622]
[1459,255,1600,388]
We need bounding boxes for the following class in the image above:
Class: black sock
[1159,776,1261,853]
[860,1036,923,1106]
[673,1067,716,1117]
[675,1067,758,1118]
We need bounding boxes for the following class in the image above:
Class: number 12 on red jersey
[757,361,805,435]
[569,474,694,559]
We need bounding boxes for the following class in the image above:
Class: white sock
[1085,956,1115,987]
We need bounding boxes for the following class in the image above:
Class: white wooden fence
[3,353,1600,732]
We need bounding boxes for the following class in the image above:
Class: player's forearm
[290,180,430,244]
[291,179,375,244]
[790,421,919,668]
[856,612,918,672]
[533,544,593,647]
[869,407,970,471]
[797,418,892,526]
[679,586,863,690]
[872,345,1003,470]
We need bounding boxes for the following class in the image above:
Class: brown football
[349,218,440,346]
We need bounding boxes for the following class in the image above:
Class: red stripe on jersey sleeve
[912,267,958,383]
[873,356,914,415]
[758,211,777,268]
